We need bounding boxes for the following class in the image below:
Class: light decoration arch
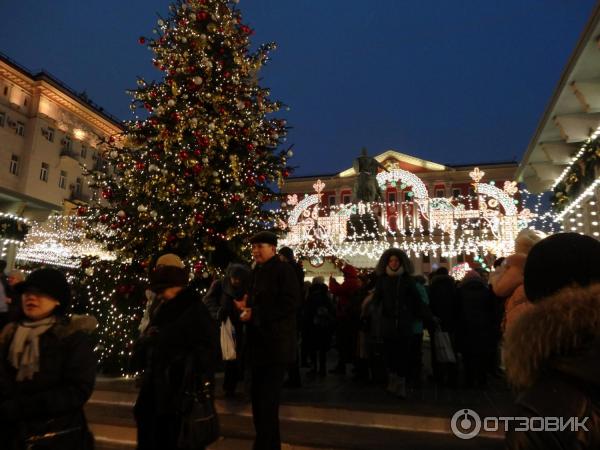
[281,168,534,266]
[376,169,428,200]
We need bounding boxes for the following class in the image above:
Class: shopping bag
[220,318,236,361]
[433,331,456,363]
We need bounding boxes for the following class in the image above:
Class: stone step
[87,388,504,450]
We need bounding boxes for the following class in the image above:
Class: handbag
[433,331,456,364]
[220,318,237,361]
[177,356,219,449]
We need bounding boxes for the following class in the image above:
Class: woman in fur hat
[371,248,433,398]
[134,254,220,450]
[504,233,600,449]
[0,268,97,450]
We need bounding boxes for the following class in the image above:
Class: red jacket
[329,265,361,319]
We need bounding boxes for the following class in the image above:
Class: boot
[386,374,398,394]
[395,377,407,399]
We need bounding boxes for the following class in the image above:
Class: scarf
[8,316,56,381]
[385,265,404,277]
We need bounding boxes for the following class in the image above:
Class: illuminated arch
[476,183,518,215]
[288,194,320,226]
[376,169,429,200]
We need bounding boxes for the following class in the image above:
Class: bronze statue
[353,147,387,202]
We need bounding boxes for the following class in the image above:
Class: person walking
[234,231,301,450]
[328,265,361,375]
[0,268,97,449]
[372,248,433,398]
[203,263,251,396]
[503,233,600,449]
[304,278,335,377]
[277,247,304,388]
[134,254,219,450]
[456,270,495,388]
[427,267,459,387]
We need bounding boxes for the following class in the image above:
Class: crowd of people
[0,230,598,449]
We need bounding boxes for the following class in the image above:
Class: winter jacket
[246,255,301,367]
[0,315,97,450]
[304,283,335,350]
[329,266,361,320]
[428,274,459,333]
[372,272,431,339]
[456,277,495,356]
[134,287,219,417]
[503,284,600,450]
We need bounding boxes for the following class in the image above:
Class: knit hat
[16,268,71,315]
[249,231,277,246]
[514,229,546,255]
[149,253,189,293]
[524,233,600,302]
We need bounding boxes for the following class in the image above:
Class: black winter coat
[372,273,432,339]
[246,256,301,367]
[503,284,600,450]
[203,278,245,358]
[455,277,495,355]
[134,287,219,416]
[428,274,459,332]
[304,283,335,350]
[0,315,97,450]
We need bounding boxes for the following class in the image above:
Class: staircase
[88,377,505,450]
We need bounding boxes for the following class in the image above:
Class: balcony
[68,190,90,204]
[60,148,79,161]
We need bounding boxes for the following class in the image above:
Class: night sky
[0,0,595,176]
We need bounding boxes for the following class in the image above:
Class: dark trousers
[309,347,328,375]
[383,337,410,377]
[223,359,241,394]
[407,332,423,387]
[251,365,286,450]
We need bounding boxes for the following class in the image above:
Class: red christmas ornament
[193,261,204,273]
[192,164,203,175]
[184,170,191,178]
[179,151,189,160]
[258,174,266,183]
[110,223,119,230]
[197,11,208,21]
[135,162,145,171]
[140,260,150,268]
[76,206,87,216]
[246,143,254,152]
[195,213,205,224]
[245,177,255,186]
[99,214,109,223]
[138,37,146,45]
[101,189,113,200]
[282,169,290,178]
[193,149,202,157]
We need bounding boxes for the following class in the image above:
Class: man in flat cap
[234,231,301,450]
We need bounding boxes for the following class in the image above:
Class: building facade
[281,150,518,276]
[0,52,122,265]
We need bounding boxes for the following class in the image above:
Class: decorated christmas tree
[86,0,291,273]
[80,0,292,373]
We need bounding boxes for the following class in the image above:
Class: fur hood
[375,248,414,276]
[503,283,600,390]
[0,314,97,346]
